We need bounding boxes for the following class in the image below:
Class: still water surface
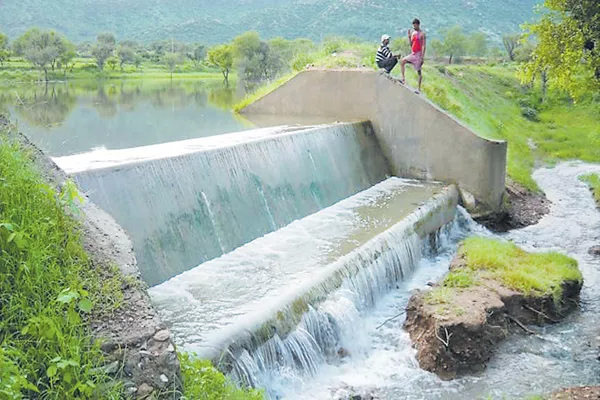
[0,79,249,156]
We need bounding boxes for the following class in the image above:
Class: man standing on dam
[376,34,400,73]
[401,18,426,94]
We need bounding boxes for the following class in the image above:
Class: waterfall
[70,122,390,286]
[224,221,462,398]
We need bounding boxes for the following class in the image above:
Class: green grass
[417,64,600,191]
[0,57,229,83]
[579,173,600,206]
[0,121,265,399]
[179,353,263,400]
[0,127,124,398]
[233,71,298,112]
[438,237,582,303]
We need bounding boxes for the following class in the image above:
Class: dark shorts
[377,57,397,73]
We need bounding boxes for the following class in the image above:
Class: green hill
[0,0,539,44]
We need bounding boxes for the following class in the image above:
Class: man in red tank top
[401,18,426,94]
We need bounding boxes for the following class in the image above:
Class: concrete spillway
[149,178,458,392]
[57,122,390,286]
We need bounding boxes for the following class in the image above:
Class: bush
[521,106,539,121]
[179,353,263,400]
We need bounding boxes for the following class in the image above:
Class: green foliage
[579,173,600,205]
[468,31,489,57]
[438,26,467,64]
[0,33,9,65]
[502,34,521,61]
[11,28,74,80]
[459,237,581,301]
[443,270,475,288]
[116,44,136,70]
[521,0,600,97]
[207,44,234,81]
[422,65,600,191]
[179,353,263,400]
[186,43,206,69]
[0,132,123,398]
[92,33,116,71]
[163,52,183,76]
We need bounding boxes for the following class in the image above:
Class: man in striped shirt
[376,34,400,73]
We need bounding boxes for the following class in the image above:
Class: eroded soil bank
[404,240,582,380]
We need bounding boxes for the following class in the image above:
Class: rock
[588,246,600,256]
[153,329,170,342]
[103,361,120,375]
[337,347,350,358]
[160,374,169,383]
[136,383,154,399]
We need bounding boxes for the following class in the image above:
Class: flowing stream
[263,162,600,399]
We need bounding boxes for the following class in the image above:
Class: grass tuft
[426,237,581,310]
[179,353,263,400]
[579,173,600,206]
[458,237,581,301]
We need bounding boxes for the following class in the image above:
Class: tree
[12,28,72,81]
[58,42,76,75]
[117,44,136,70]
[468,31,488,57]
[186,43,206,69]
[106,56,118,71]
[163,52,182,79]
[92,33,116,70]
[207,44,233,82]
[0,33,9,65]
[521,0,600,96]
[440,26,468,64]
[232,31,278,84]
[502,34,520,61]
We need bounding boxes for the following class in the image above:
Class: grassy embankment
[0,121,261,399]
[579,173,600,207]
[418,64,600,191]
[0,57,230,83]
[428,237,582,309]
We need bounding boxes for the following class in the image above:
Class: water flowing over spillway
[149,178,457,362]
[274,162,600,400]
[62,122,391,285]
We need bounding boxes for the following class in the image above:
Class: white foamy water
[278,162,600,400]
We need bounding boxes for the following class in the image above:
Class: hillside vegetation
[420,64,600,191]
[0,0,538,44]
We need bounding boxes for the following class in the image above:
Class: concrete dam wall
[66,122,391,286]
[241,69,507,211]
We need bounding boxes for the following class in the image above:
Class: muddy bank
[0,116,181,398]
[552,386,600,399]
[475,179,551,232]
[404,245,582,380]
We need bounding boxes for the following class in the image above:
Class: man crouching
[376,34,400,73]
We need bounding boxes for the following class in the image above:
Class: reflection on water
[0,80,249,156]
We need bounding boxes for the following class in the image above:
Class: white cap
[381,34,391,42]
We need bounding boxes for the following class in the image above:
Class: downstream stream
[274,162,600,399]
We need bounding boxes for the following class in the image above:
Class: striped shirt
[376,45,392,63]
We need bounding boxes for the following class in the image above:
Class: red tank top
[411,31,422,53]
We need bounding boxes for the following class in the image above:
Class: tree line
[0,27,532,83]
